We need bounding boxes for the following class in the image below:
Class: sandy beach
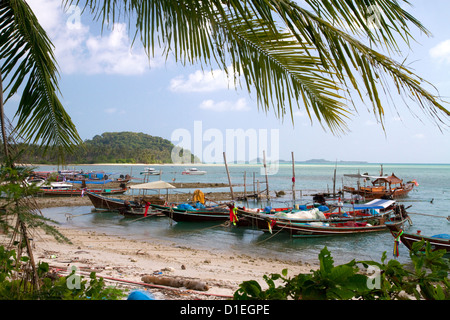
[1,195,317,300]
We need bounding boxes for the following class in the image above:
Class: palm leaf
[0,0,82,161]
[65,0,449,133]
[274,2,450,128]
[214,16,351,134]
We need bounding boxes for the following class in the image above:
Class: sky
[4,0,450,164]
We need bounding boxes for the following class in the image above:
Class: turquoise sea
[38,163,450,266]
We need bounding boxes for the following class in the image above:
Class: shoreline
[1,197,316,300]
[1,224,315,300]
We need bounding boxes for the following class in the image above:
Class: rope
[127,214,153,223]
[253,223,288,244]
[50,266,233,299]
[408,212,450,219]
[65,211,97,220]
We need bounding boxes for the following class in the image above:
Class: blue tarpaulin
[342,199,395,211]
[431,234,450,239]
[178,203,195,210]
[196,202,205,209]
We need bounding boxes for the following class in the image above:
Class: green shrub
[0,246,125,300]
[234,243,449,300]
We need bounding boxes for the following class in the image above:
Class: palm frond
[303,0,431,51]
[64,0,449,133]
[0,0,82,161]
[215,16,352,134]
[271,2,450,128]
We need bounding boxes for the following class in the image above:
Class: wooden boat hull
[117,206,165,217]
[236,209,379,231]
[149,204,229,222]
[386,223,450,253]
[38,188,127,197]
[86,192,140,211]
[273,216,409,237]
[236,200,398,232]
[343,183,415,200]
[237,204,409,237]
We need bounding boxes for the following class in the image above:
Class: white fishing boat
[26,178,73,190]
[181,168,206,175]
[140,168,161,175]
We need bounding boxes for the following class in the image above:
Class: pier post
[223,152,234,200]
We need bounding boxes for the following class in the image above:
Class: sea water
[37,163,450,266]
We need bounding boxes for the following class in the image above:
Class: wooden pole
[223,152,234,200]
[253,172,255,195]
[243,171,247,200]
[263,150,270,200]
[257,180,260,200]
[333,161,337,197]
[291,152,296,203]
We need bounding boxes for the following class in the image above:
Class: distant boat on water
[32,169,130,185]
[140,167,161,175]
[181,168,206,175]
[25,177,128,196]
[343,172,417,200]
[26,178,73,190]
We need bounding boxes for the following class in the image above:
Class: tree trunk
[0,72,10,159]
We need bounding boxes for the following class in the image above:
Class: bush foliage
[234,244,449,300]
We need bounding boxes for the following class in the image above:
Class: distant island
[231,158,368,164]
[293,159,368,164]
[10,131,367,165]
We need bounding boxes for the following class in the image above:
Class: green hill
[16,132,194,164]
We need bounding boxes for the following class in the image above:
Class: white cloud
[430,40,450,64]
[169,67,236,93]
[199,98,250,112]
[27,0,161,75]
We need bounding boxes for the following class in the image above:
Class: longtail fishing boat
[149,203,231,222]
[237,200,410,237]
[38,187,128,197]
[343,172,417,200]
[270,210,410,237]
[236,199,396,231]
[86,192,164,211]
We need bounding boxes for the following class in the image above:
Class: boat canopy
[372,174,403,185]
[130,181,176,190]
[342,199,395,210]
[344,173,383,179]
[344,173,403,183]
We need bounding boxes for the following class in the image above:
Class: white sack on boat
[274,208,325,220]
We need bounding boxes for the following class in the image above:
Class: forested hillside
[12,132,191,164]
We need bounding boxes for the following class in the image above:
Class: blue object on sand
[127,290,155,300]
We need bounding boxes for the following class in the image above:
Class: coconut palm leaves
[70,0,449,133]
[0,0,82,160]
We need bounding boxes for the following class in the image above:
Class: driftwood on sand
[141,275,209,291]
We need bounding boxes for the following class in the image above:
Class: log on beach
[141,275,209,291]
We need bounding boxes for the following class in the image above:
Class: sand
[0,196,317,300]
